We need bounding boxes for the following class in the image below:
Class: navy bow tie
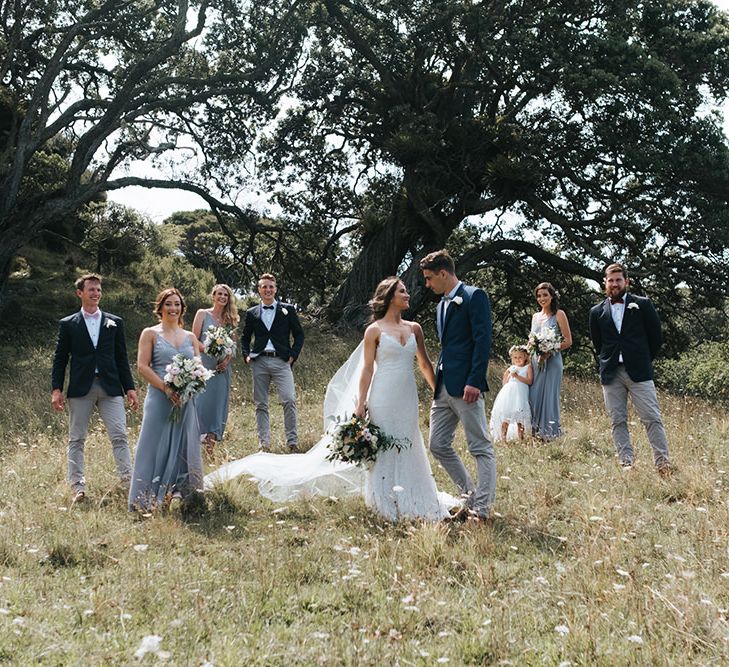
[262,305,275,310]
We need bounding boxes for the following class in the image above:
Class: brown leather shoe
[72,490,86,505]
[657,463,673,479]
[288,443,300,453]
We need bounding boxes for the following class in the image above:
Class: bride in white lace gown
[204,277,454,522]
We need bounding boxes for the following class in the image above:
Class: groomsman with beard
[242,273,305,453]
[589,263,672,477]
[51,274,138,503]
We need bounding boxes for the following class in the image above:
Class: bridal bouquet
[202,325,236,361]
[526,327,562,368]
[163,354,215,422]
[326,415,409,467]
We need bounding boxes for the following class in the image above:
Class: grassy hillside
[1,250,728,665]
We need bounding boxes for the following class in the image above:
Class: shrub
[656,339,729,403]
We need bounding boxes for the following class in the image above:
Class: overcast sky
[109,1,729,221]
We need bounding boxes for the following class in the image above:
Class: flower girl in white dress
[490,345,533,441]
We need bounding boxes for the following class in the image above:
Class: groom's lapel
[97,311,109,344]
[601,298,620,335]
[73,311,95,348]
[441,284,465,339]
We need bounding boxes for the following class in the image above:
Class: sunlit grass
[1,322,728,665]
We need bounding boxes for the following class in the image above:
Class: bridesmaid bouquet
[527,327,562,369]
[163,354,215,422]
[202,325,236,361]
[326,415,409,467]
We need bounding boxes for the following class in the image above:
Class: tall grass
[1,257,728,664]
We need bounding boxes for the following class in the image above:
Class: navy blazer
[589,293,662,385]
[435,284,492,397]
[51,311,135,398]
[241,302,305,361]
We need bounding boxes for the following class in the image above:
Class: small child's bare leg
[517,423,525,440]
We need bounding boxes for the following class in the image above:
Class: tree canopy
[0,0,303,306]
[235,0,729,330]
[3,0,729,346]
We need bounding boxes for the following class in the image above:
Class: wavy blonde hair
[211,283,240,326]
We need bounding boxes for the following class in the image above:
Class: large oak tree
[247,0,729,329]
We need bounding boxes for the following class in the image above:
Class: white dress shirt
[437,281,462,339]
[610,299,625,362]
[82,308,101,348]
[261,303,277,353]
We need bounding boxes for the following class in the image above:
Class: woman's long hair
[212,283,240,326]
[535,282,559,315]
[368,277,402,322]
[154,287,186,326]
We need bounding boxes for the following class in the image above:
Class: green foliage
[79,202,161,273]
[656,339,729,403]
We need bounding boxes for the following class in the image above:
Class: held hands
[126,389,139,411]
[462,385,480,404]
[164,386,181,407]
[51,389,65,412]
[216,355,232,373]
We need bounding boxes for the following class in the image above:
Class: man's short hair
[419,250,455,275]
[258,273,276,284]
[75,273,102,291]
[605,263,628,279]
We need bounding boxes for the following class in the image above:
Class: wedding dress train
[204,333,455,521]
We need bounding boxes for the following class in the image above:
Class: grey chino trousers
[67,379,132,492]
[602,365,670,467]
[251,355,298,448]
[429,385,496,516]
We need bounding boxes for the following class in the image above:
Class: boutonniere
[627,302,640,310]
[104,318,117,328]
[281,307,289,315]
[452,296,463,306]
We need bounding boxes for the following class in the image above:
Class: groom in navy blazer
[242,273,305,452]
[51,274,138,502]
[421,250,496,522]
[589,263,671,475]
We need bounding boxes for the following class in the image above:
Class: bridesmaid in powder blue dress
[192,284,239,454]
[529,282,572,441]
[129,288,203,511]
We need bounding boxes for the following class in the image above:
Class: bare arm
[192,309,206,341]
[502,368,511,385]
[137,329,163,390]
[355,325,379,418]
[556,310,572,350]
[412,323,435,391]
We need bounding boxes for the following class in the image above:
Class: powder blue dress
[128,334,203,510]
[529,313,563,440]
[195,312,233,440]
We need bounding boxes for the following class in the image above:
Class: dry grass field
[1,324,728,665]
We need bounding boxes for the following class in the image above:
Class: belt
[259,350,278,358]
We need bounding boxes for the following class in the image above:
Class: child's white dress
[490,364,532,440]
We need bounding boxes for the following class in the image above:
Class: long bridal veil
[204,343,367,501]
